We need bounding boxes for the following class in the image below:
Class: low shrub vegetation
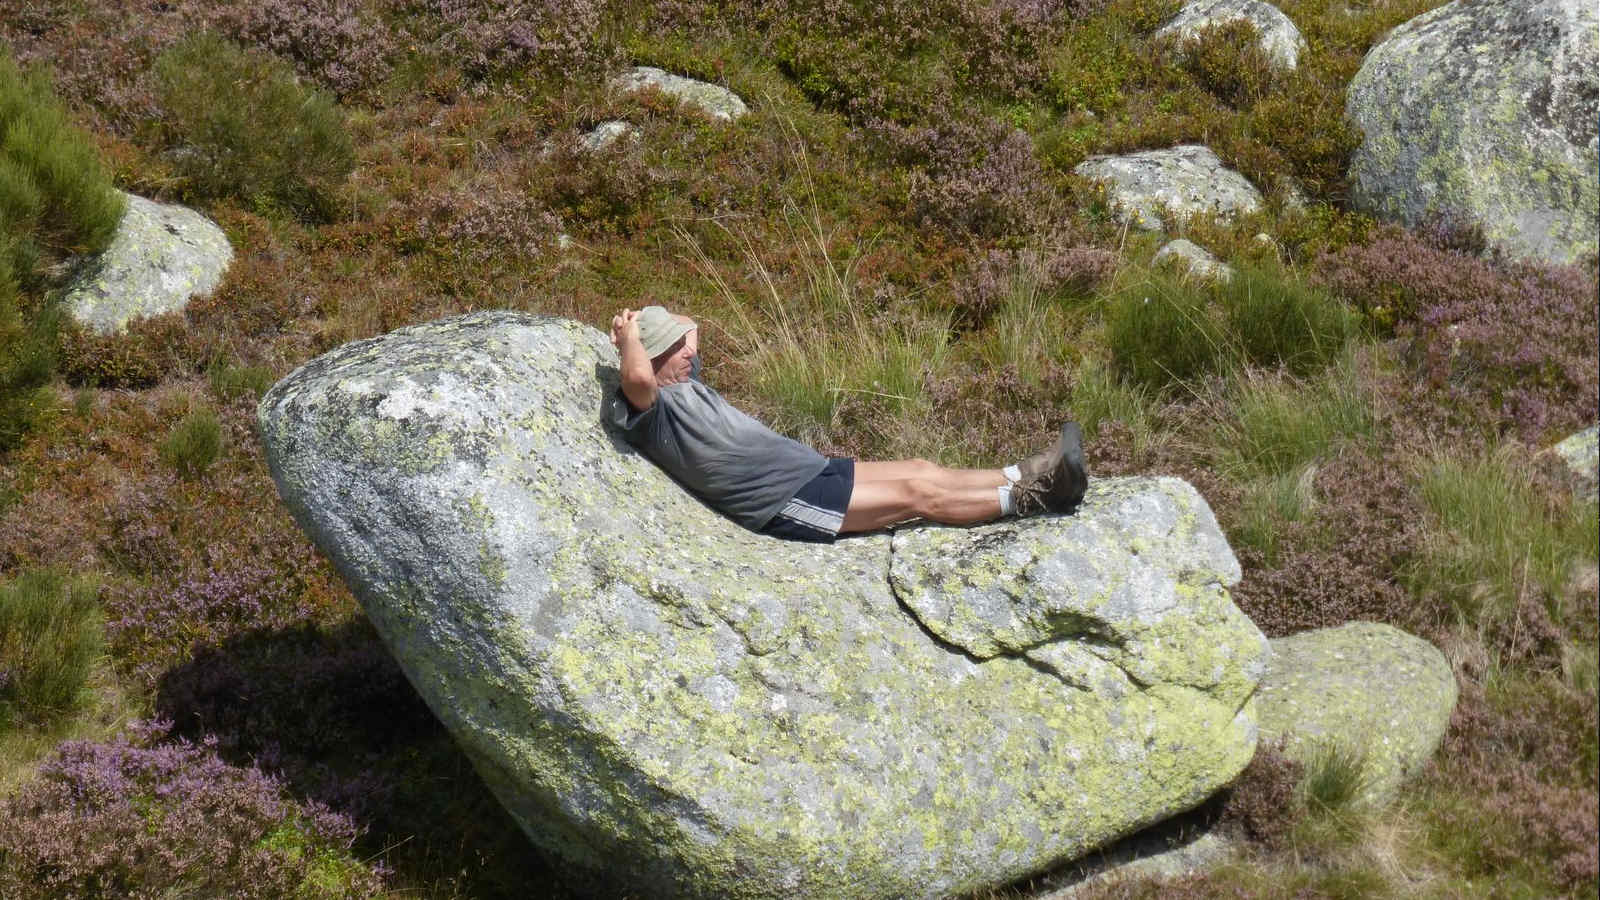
[158,406,224,480]
[151,32,355,221]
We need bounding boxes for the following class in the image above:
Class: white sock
[997,484,1015,516]
[1002,464,1022,483]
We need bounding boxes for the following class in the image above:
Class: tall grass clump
[1411,446,1600,632]
[152,33,354,221]
[159,407,224,479]
[1211,354,1374,478]
[0,569,102,732]
[1106,263,1356,392]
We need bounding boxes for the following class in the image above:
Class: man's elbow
[621,373,656,411]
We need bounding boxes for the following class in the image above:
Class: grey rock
[610,66,749,121]
[1074,146,1264,230]
[1155,0,1309,70]
[1256,622,1457,804]
[579,119,640,152]
[1549,424,1599,501]
[1152,239,1235,282]
[1346,0,1599,264]
[1031,828,1235,898]
[62,192,233,335]
[257,311,1269,899]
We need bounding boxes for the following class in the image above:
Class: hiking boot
[1011,421,1088,517]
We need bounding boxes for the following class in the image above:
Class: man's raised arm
[611,308,658,412]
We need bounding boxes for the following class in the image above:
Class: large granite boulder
[1346,0,1599,264]
[1073,146,1264,230]
[61,192,233,335]
[257,311,1270,899]
[1255,622,1456,804]
[611,66,749,121]
[1155,0,1308,70]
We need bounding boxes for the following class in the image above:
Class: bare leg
[841,474,1005,533]
[852,459,1007,490]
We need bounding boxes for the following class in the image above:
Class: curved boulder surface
[1073,146,1263,230]
[1255,622,1457,804]
[611,66,749,121]
[1346,0,1599,264]
[62,191,233,335]
[1155,0,1308,70]
[257,311,1268,899]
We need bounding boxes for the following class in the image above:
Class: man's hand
[611,308,640,350]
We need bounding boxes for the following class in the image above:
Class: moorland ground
[1,1,1596,896]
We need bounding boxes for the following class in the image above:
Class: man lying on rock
[609,305,1088,543]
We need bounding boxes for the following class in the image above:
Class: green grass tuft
[159,407,224,480]
[0,569,103,732]
[1411,446,1600,632]
[208,359,277,404]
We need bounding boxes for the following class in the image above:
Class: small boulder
[258,311,1270,899]
[1155,0,1308,70]
[1074,146,1264,230]
[1152,239,1235,282]
[1255,622,1457,804]
[579,119,640,152]
[61,192,233,335]
[610,66,749,121]
[1547,424,1599,501]
[1346,0,1599,264]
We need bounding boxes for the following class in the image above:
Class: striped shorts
[758,457,855,543]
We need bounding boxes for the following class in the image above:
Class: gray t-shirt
[609,357,827,530]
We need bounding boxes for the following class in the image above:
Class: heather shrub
[0,568,102,731]
[158,407,224,479]
[873,114,1055,238]
[55,309,201,389]
[217,0,401,100]
[151,32,355,221]
[1172,19,1274,109]
[0,288,58,454]
[0,720,387,898]
[208,359,278,404]
[1319,231,1598,442]
[106,561,315,687]
[406,0,612,82]
[1216,742,1305,850]
[955,243,1117,327]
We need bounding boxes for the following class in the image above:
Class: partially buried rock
[579,119,640,152]
[1547,424,1599,501]
[1254,622,1456,805]
[611,66,748,121]
[1152,239,1234,282]
[1155,0,1308,70]
[257,311,1270,899]
[1074,146,1263,231]
[61,191,233,335]
[1346,0,1599,264]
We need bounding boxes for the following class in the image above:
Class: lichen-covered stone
[257,311,1268,899]
[1033,829,1235,898]
[1155,0,1308,70]
[580,119,640,152]
[1152,239,1235,282]
[62,191,233,335]
[1073,146,1264,230]
[610,66,749,121]
[1346,0,1599,264]
[1255,622,1457,804]
[1550,424,1599,501]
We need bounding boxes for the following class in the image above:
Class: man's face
[651,336,696,386]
